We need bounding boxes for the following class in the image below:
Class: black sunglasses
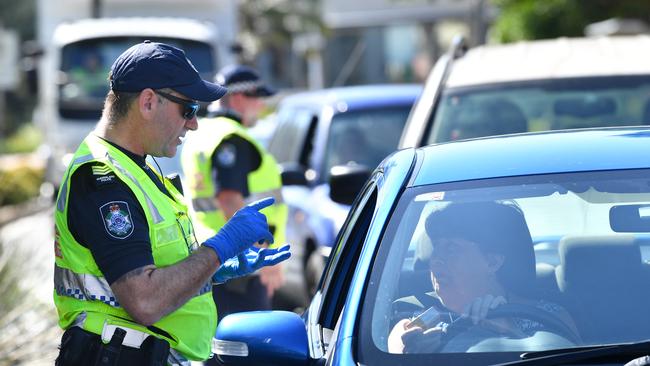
[155,90,200,120]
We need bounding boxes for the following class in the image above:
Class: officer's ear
[138,88,158,121]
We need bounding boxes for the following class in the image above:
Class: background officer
[53,41,290,366]
[181,65,288,328]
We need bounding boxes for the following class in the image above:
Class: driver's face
[429,237,500,313]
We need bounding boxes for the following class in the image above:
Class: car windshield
[322,106,411,179]
[426,76,650,144]
[360,169,650,364]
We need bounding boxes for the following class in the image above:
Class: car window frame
[302,175,378,360]
[318,175,379,329]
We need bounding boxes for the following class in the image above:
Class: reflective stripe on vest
[106,154,164,224]
[54,265,212,307]
[57,154,164,224]
[57,154,94,212]
[54,265,119,306]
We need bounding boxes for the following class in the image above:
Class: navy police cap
[215,65,276,97]
[109,40,227,102]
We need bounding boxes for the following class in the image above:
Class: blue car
[267,84,422,307]
[214,127,650,365]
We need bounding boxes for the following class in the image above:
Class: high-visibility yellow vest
[181,117,287,246]
[53,134,216,361]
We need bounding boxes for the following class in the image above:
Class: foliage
[0,123,42,154]
[239,0,324,55]
[0,124,44,206]
[490,0,650,43]
[0,0,38,136]
[0,0,36,40]
[0,165,43,206]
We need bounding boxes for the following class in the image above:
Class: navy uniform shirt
[209,109,261,197]
[67,138,173,284]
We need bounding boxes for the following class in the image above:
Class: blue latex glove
[212,245,291,283]
[203,197,275,262]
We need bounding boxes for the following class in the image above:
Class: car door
[304,148,417,364]
[304,174,379,360]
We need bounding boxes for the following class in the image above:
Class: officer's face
[153,91,199,157]
[231,93,264,128]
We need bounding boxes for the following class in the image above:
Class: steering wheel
[438,303,581,352]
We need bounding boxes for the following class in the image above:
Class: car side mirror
[280,162,308,186]
[214,311,309,366]
[329,164,371,205]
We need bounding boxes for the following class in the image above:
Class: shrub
[0,165,44,206]
[0,124,42,154]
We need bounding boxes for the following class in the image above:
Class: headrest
[556,235,642,292]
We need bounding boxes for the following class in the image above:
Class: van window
[59,37,215,120]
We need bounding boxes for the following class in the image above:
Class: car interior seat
[555,235,650,344]
[444,98,529,141]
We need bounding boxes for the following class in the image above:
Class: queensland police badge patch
[100,201,134,239]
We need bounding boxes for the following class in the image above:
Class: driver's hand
[462,294,507,325]
[388,319,444,354]
[388,319,413,353]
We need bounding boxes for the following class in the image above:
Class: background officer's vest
[181,117,287,247]
[53,134,216,361]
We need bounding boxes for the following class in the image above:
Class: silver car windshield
[322,106,411,180]
[366,169,650,358]
[427,76,650,144]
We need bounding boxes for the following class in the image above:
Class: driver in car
[388,201,580,353]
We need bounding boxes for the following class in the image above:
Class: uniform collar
[98,136,147,168]
[208,108,243,124]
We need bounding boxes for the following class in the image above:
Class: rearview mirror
[610,204,650,232]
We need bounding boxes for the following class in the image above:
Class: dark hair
[425,201,536,296]
[103,90,139,123]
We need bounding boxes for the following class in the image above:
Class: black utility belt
[55,326,170,366]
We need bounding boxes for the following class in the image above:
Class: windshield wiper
[493,339,650,366]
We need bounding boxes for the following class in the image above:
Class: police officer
[181,65,288,327]
[53,41,291,366]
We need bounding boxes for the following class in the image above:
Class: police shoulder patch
[216,143,237,167]
[99,201,134,239]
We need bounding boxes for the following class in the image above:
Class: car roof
[53,17,216,46]
[447,35,650,88]
[278,84,422,112]
[412,127,650,186]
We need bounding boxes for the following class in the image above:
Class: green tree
[0,0,36,136]
[239,0,323,57]
[0,0,36,40]
[490,0,650,43]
